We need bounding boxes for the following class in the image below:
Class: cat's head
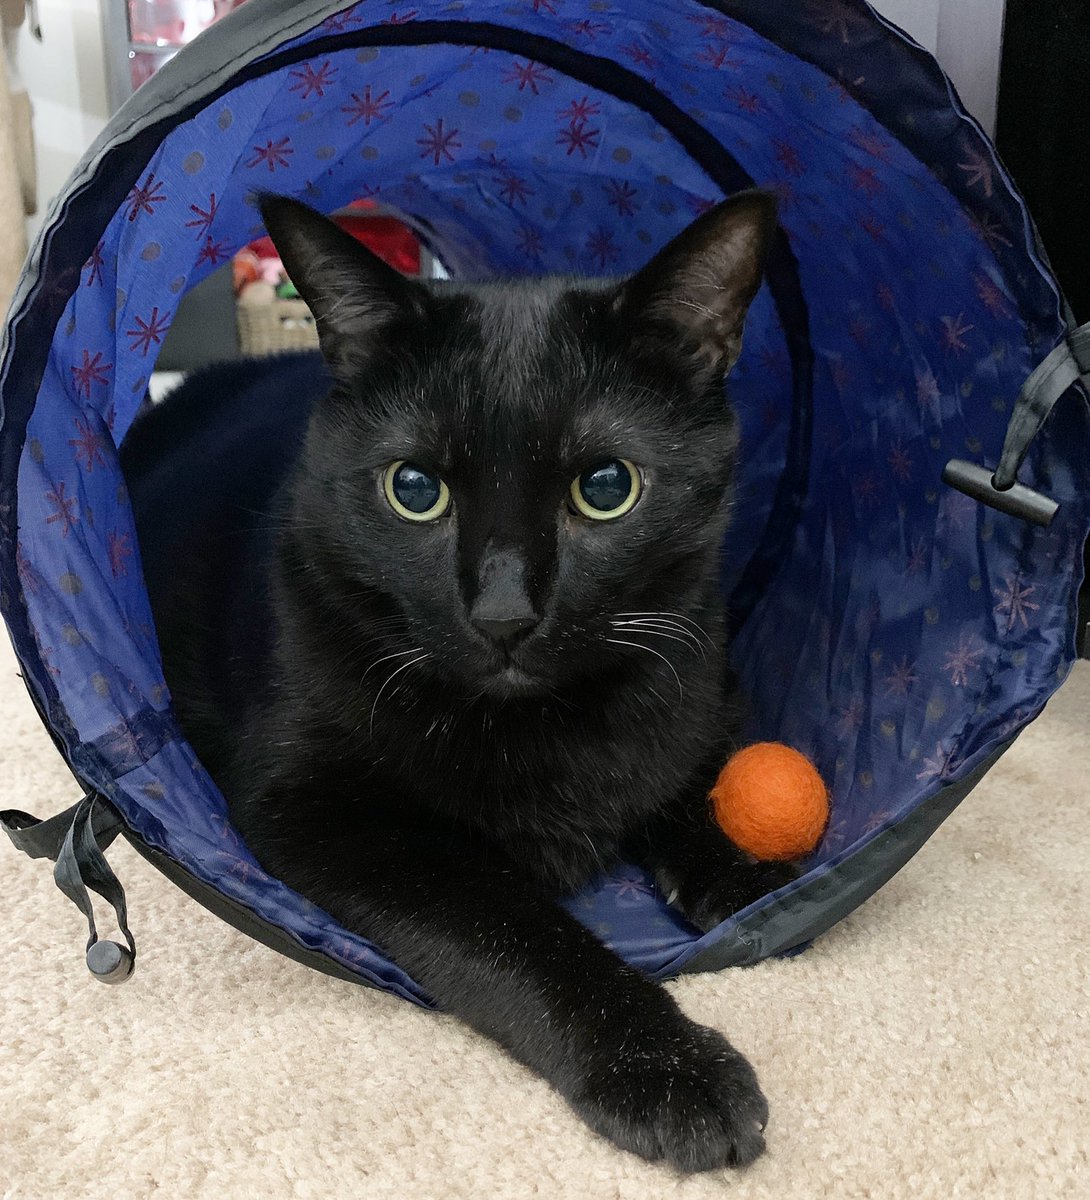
[261,192,775,699]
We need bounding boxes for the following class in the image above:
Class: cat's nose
[472,614,539,650]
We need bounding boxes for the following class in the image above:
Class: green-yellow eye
[383,461,451,522]
[570,459,642,521]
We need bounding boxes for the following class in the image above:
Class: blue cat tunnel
[3,0,1090,1000]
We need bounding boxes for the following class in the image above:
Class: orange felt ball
[710,743,829,861]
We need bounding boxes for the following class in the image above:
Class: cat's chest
[387,683,726,830]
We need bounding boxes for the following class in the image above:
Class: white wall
[872,0,1006,134]
[16,0,109,239]
[15,0,1005,245]
[872,0,941,52]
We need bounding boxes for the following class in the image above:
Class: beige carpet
[1,633,1087,1200]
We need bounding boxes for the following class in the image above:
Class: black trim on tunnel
[0,20,816,981]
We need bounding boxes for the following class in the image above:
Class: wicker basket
[236,295,319,356]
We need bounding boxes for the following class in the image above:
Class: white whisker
[605,637,684,703]
[615,611,716,647]
[369,653,430,738]
[361,645,425,682]
[610,622,705,659]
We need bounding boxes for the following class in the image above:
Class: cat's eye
[569,459,642,521]
[383,461,451,522]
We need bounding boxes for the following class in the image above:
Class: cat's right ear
[258,194,426,372]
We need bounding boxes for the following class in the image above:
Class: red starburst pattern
[957,144,995,197]
[973,272,1010,318]
[852,471,882,509]
[757,348,789,381]
[567,18,610,38]
[847,162,883,197]
[557,96,601,123]
[884,656,917,697]
[904,536,928,576]
[686,13,731,38]
[495,173,534,206]
[836,698,866,738]
[830,357,853,392]
[619,42,655,69]
[84,241,106,287]
[320,5,362,32]
[383,10,418,24]
[848,315,870,347]
[971,210,1012,251]
[695,43,739,70]
[939,313,974,354]
[70,349,111,399]
[994,575,1039,632]
[124,173,166,222]
[943,634,985,686]
[530,0,559,12]
[343,85,393,127]
[126,306,171,356]
[769,179,796,211]
[502,60,554,94]
[196,237,232,267]
[185,193,219,239]
[289,60,337,100]
[773,139,805,178]
[859,214,885,242]
[556,120,600,158]
[68,416,107,472]
[246,137,294,172]
[603,179,638,216]
[605,870,654,904]
[888,439,913,483]
[805,0,869,44]
[107,529,133,578]
[416,118,461,165]
[515,225,543,260]
[725,85,762,114]
[848,126,893,162]
[585,227,620,269]
[45,482,77,537]
[15,542,40,594]
[916,741,958,781]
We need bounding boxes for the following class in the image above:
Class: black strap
[1,794,123,860]
[944,319,1090,525]
[2,793,135,983]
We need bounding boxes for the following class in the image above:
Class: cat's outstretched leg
[246,806,769,1172]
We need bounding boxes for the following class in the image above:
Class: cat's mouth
[481,662,549,698]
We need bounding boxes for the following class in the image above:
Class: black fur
[121,192,798,1172]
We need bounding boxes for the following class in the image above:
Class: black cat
[120,191,798,1172]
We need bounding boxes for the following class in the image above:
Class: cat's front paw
[660,857,803,934]
[570,1020,768,1172]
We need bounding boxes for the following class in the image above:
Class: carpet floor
[1,633,1087,1199]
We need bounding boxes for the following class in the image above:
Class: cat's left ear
[616,189,777,376]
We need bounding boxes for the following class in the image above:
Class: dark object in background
[997,0,1090,323]
[155,264,239,371]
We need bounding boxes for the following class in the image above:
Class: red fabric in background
[336,206,422,275]
[244,206,421,277]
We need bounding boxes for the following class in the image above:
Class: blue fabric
[3,0,1089,1002]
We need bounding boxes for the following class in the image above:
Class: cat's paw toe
[665,857,805,933]
[571,1022,768,1172]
